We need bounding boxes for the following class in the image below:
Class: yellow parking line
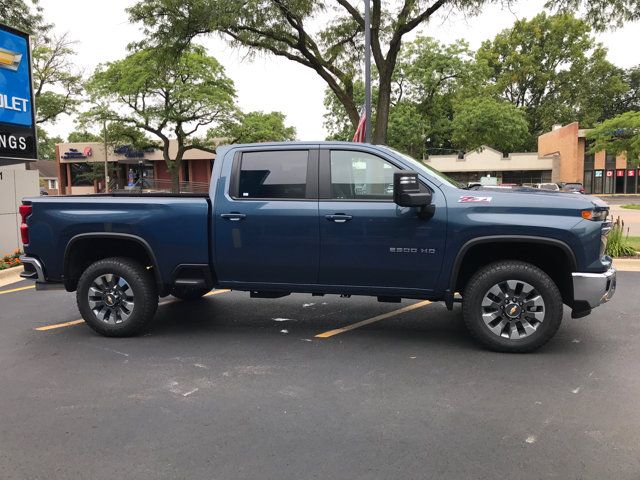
[315,300,432,338]
[205,289,231,296]
[34,289,231,331]
[35,319,85,331]
[0,285,35,295]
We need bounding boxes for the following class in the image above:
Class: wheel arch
[449,236,577,307]
[63,233,163,294]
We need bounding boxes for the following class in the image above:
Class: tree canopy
[587,111,640,166]
[209,111,296,144]
[451,97,529,153]
[86,45,236,191]
[477,12,627,148]
[128,0,640,144]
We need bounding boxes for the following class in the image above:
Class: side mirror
[393,171,431,208]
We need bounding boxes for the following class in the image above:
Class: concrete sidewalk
[0,266,22,288]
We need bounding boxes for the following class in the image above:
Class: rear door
[213,148,319,286]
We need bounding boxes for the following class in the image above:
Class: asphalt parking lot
[1,273,639,480]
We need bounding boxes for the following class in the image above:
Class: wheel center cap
[105,294,116,307]
[505,303,521,319]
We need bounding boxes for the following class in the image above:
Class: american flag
[352,109,367,142]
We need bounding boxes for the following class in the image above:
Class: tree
[86,46,236,192]
[586,111,640,166]
[477,13,627,147]
[36,126,63,160]
[209,111,296,144]
[0,0,46,34]
[603,66,640,118]
[128,0,640,145]
[450,97,529,153]
[324,37,480,155]
[32,33,83,124]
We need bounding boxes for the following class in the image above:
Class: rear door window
[237,150,309,199]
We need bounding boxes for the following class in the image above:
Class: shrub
[605,217,637,258]
[0,249,22,270]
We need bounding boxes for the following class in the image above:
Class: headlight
[581,209,609,221]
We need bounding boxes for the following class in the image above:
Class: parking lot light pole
[364,0,372,143]
[103,118,109,192]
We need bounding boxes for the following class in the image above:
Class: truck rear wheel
[76,257,158,337]
[462,261,563,353]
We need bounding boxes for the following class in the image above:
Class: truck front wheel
[462,261,563,353]
[76,257,159,337]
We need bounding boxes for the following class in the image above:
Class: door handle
[325,214,353,223]
[221,213,247,221]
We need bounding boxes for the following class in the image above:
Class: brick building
[55,140,215,194]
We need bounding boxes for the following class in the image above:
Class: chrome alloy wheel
[87,273,135,324]
[481,280,545,339]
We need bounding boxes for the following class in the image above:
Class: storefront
[56,141,215,194]
[584,168,640,194]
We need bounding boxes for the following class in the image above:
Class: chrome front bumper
[572,267,617,309]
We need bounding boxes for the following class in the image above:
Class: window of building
[48,179,57,190]
[238,150,308,199]
[583,171,593,194]
[605,154,616,170]
[70,163,94,186]
[593,170,604,194]
[330,150,398,200]
[626,170,636,194]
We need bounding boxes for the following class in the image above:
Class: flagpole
[364,0,372,143]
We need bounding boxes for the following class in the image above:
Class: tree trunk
[170,167,180,194]
[373,68,393,145]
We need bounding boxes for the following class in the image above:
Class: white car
[534,183,560,191]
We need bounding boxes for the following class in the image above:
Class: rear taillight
[19,204,32,245]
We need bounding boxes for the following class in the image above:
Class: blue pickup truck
[19,142,616,352]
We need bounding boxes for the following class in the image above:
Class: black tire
[462,261,563,353]
[76,257,158,337]
[170,285,210,301]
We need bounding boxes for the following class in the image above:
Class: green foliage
[128,0,640,144]
[32,33,83,124]
[477,12,627,147]
[451,97,530,153]
[209,111,296,145]
[605,217,637,257]
[36,126,63,160]
[0,0,46,34]
[586,111,640,166]
[544,0,640,30]
[86,45,236,191]
[0,249,22,270]
[621,204,640,210]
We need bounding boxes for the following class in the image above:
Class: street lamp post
[103,118,109,192]
[364,0,372,143]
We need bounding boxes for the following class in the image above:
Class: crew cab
[19,142,616,352]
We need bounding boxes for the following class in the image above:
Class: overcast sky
[42,0,640,141]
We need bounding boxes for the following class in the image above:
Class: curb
[0,265,23,288]
[613,258,640,272]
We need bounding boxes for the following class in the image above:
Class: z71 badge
[458,195,493,203]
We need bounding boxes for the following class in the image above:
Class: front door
[318,148,446,293]
[214,148,319,286]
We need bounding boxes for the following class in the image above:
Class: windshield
[381,146,462,189]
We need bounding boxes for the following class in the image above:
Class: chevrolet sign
[0,24,36,161]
